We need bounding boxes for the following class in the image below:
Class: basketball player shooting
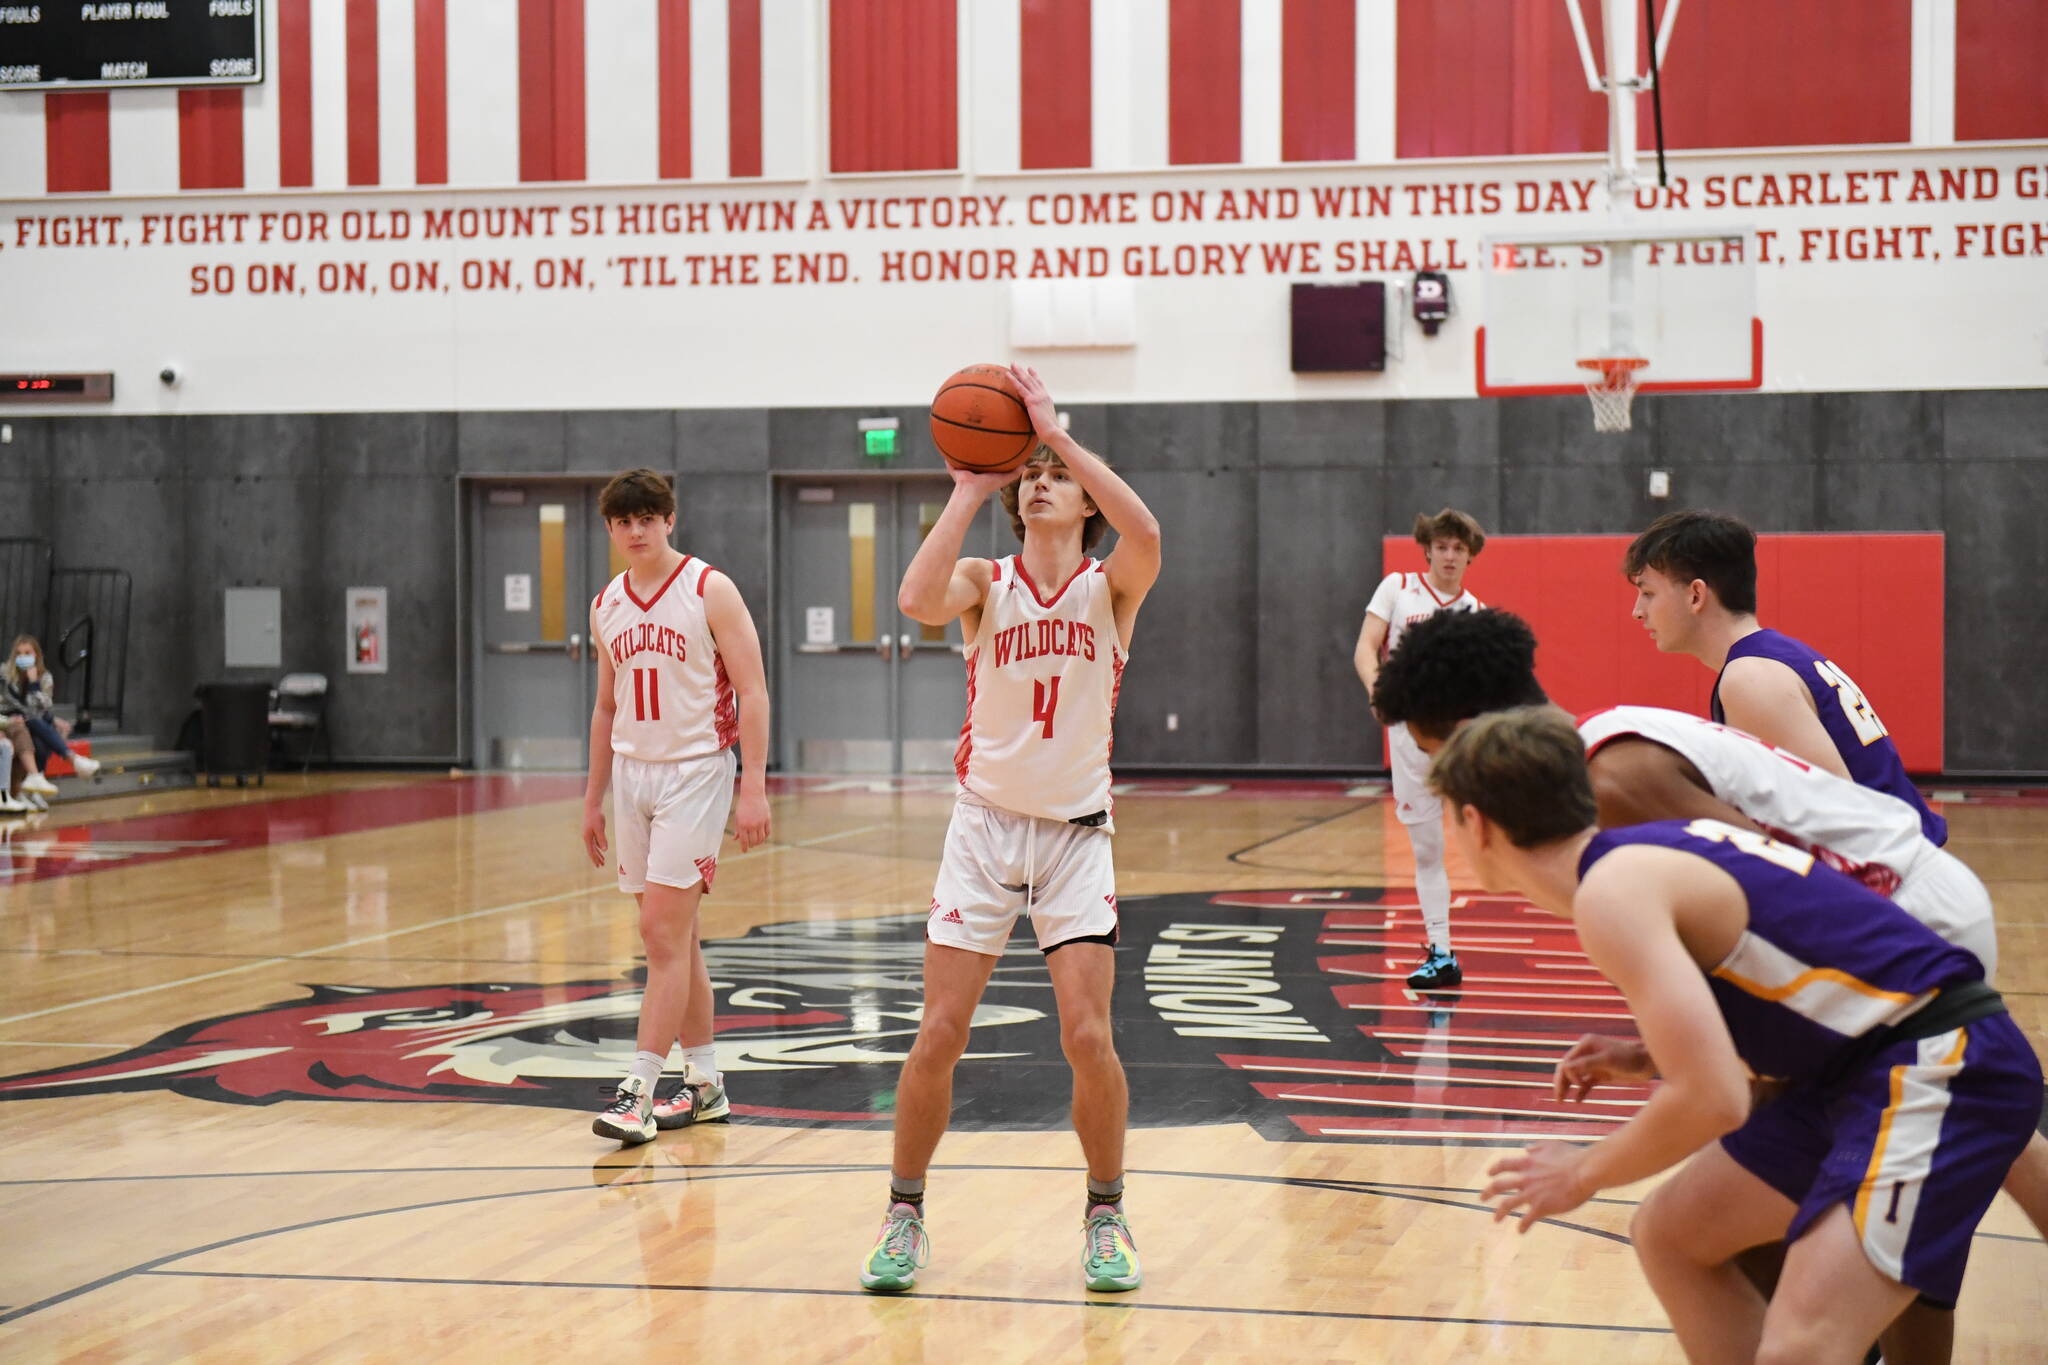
[1353,508,1486,989]
[580,469,772,1145]
[858,365,1161,1295]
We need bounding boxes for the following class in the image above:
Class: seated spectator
[2,635,100,809]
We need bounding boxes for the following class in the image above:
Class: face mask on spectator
[14,655,34,670]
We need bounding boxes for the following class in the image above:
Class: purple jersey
[1711,629,1946,847]
[1579,820,1983,1086]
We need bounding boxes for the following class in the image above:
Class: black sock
[889,1175,925,1210]
[1087,1176,1124,1210]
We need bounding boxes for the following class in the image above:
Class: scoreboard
[0,2,263,91]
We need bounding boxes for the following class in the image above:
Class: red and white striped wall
[2,0,2042,198]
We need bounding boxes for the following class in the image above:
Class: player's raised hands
[1553,1034,1656,1102]
[1484,1142,1593,1233]
[948,462,1021,498]
[1007,364,1062,444]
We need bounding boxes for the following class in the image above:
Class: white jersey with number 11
[955,555,1124,823]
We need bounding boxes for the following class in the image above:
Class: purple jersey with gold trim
[1710,629,1946,847]
[1578,820,1983,1085]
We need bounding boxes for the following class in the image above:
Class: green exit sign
[864,428,897,457]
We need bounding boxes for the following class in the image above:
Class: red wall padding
[1956,2,2048,141]
[830,0,957,172]
[1396,0,1913,159]
[1378,533,1944,771]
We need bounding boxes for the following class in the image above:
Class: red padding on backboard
[1376,533,1943,771]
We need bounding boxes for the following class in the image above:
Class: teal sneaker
[1083,1205,1141,1292]
[858,1202,930,1293]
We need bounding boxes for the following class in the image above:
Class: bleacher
[0,537,193,803]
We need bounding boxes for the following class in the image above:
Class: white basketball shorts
[927,797,1118,956]
[1387,721,1441,826]
[1895,845,1999,980]
[612,748,735,895]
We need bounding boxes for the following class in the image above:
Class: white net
[1579,356,1647,433]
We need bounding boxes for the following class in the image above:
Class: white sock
[682,1044,720,1086]
[628,1050,665,1091]
[1406,817,1453,953]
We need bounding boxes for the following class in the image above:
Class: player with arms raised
[859,366,1161,1296]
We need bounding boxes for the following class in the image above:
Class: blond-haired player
[583,468,771,1144]
[859,367,1161,1295]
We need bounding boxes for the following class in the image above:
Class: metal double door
[777,475,1003,774]
[471,481,617,770]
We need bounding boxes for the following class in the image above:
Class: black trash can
[195,681,271,786]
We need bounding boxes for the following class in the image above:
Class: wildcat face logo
[0,890,1643,1143]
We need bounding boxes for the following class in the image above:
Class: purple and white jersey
[1710,629,1945,847]
[1578,819,1984,1085]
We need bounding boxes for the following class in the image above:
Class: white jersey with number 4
[955,555,1124,823]
[594,554,737,763]
[1366,571,1483,654]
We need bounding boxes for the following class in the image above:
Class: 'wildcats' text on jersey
[956,555,1124,824]
[593,554,737,763]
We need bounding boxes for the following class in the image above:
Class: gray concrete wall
[4,387,2041,773]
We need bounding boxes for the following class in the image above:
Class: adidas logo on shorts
[938,908,965,925]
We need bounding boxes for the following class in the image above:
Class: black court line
[0,1163,1648,1328]
[6,1161,2044,1250]
[1225,803,1370,874]
[137,1268,1672,1335]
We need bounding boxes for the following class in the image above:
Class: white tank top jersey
[593,554,738,763]
[1366,571,1483,655]
[955,555,1125,823]
[1577,705,1932,896]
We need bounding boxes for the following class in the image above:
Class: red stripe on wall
[829,0,956,173]
[1169,0,1241,165]
[345,0,380,185]
[1396,0,1910,159]
[728,0,763,177]
[45,92,110,194]
[1956,3,2048,141]
[657,0,692,179]
[414,0,448,184]
[519,0,587,181]
[177,89,245,190]
[1281,0,1353,162]
[278,0,314,186]
[1020,0,1091,170]
[551,0,586,180]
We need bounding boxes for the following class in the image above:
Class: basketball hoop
[1577,355,1648,432]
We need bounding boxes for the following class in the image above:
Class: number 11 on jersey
[1033,677,1061,739]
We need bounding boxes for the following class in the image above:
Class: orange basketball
[929,364,1037,473]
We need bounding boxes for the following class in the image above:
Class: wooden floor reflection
[2,773,2043,1362]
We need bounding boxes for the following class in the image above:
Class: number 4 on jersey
[1032,677,1060,740]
